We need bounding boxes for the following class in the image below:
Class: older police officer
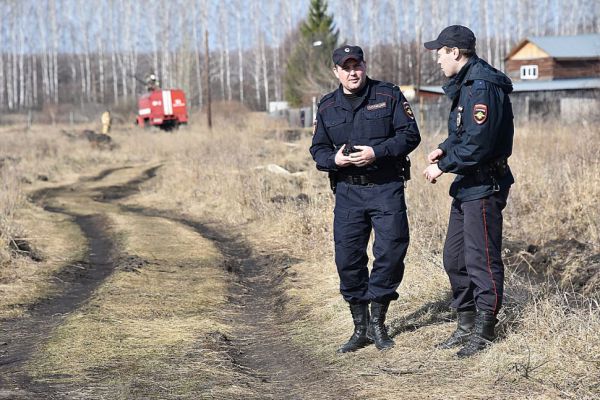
[423,26,514,357]
[310,45,420,352]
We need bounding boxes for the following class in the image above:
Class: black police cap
[424,25,476,50]
[332,45,364,66]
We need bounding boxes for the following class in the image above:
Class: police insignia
[403,101,415,119]
[366,101,386,111]
[473,104,488,124]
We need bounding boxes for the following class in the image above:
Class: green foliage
[284,0,339,107]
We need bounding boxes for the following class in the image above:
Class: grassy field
[0,106,598,399]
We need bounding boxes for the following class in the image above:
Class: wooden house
[417,34,600,123]
[504,34,600,81]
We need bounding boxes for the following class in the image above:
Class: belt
[337,172,399,186]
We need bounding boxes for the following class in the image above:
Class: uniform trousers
[333,179,409,304]
[443,188,509,314]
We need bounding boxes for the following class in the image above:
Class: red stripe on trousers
[482,198,498,314]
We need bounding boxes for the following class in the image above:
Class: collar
[335,77,372,111]
[442,56,478,100]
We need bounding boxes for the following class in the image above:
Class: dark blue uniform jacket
[310,78,420,176]
[438,56,515,201]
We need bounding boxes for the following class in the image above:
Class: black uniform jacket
[310,78,420,176]
[438,56,515,201]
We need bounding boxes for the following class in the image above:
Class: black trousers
[442,189,509,315]
[334,180,409,304]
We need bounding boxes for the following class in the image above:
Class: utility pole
[204,30,212,129]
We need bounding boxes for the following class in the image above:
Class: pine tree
[284,0,339,107]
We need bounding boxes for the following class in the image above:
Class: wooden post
[204,30,212,129]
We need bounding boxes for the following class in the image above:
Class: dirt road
[0,164,354,399]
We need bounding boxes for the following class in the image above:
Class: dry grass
[29,211,248,398]
[1,106,598,398]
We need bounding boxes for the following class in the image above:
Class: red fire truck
[136,89,188,130]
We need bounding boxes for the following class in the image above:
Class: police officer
[310,45,421,352]
[422,26,514,357]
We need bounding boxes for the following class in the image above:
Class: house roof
[506,34,600,60]
[418,78,600,95]
[512,78,600,92]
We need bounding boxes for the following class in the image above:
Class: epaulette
[317,92,335,108]
[377,80,395,88]
[473,79,488,90]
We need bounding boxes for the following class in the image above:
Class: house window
[520,65,539,80]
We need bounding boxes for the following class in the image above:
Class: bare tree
[49,0,59,103]
[260,33,269,109]
[235,4,244,104]
[192,0,205,107]
[108,0,119,104]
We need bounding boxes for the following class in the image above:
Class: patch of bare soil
[503,238,599,295]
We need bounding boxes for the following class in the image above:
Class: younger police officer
[422,26,514,357]
[310,45,420,353]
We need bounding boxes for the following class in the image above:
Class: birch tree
[235,4,244,104]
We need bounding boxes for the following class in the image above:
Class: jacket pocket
[363,108,392,138]
[324,116,345,128]
[324,116,349,144]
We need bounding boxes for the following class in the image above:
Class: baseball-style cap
[424,25,476,50]
[332,45,364,66]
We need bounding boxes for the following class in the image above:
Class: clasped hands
[335,145,375,168]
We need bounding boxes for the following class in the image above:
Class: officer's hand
[423,164,443,184]
[349,146,375,167]
[335,145,353,167]
[427,148,444,164]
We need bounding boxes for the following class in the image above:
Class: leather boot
[456,311,497,358]
[367,301,394,350]
[337,303,372,353]
[436,309,476,349]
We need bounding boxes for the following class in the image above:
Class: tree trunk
[260,33,269,110]
[236,7,244,104]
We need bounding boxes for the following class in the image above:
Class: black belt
[337,172,399,185]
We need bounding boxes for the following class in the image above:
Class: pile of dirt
[503,238,599,295]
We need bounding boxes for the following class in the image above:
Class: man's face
[333,59,367,93]
[436,47,460,77]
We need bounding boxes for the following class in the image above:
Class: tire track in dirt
[119,205,357,400]
[2,165,354,399]
[0,166,159,399]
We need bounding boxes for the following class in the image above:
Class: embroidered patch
[403,101,415,119]
[473,104,488,124]
[366,101,386,111]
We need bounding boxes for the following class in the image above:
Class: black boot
[337,303,372,353]
[367,301,394,350]
[456,311,497,358]
[436,309,476,349]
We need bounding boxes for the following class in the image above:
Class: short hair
[444,46,476,58]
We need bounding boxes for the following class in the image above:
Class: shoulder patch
[473,104,488,124]
[403,101,415,119]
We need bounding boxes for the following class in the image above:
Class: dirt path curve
[121,206,357,399]
[1,165,355,399]
[0,167,154,399]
